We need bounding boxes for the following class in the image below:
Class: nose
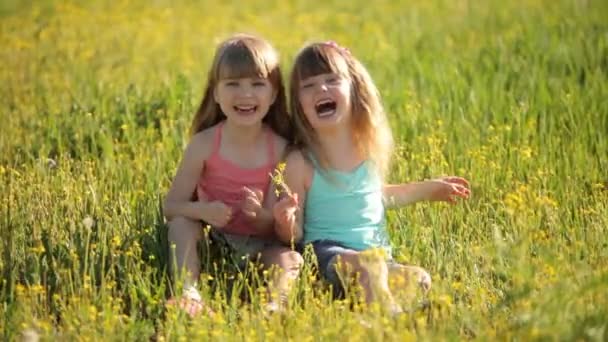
[318,83,329,92]
[239,84,254,97]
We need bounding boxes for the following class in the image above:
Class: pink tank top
[196,122,275,236]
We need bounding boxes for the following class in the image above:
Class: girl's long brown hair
[190,34,292,140]
[289,42,394,178]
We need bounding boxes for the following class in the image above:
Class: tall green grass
[1,0,607,340]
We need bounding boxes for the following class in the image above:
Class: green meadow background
[1,0,607,340]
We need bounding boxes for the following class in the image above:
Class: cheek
[265,89,277,103]
[216,88,232,102]
[339,83,352,99]
[301,100,315,117]
[298,93,313,110]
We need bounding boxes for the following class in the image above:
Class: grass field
[1,0,607,340]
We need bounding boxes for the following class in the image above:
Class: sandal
[166,296,215,318]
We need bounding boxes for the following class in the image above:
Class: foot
[263,292,288,316]
[388,302,404,317]
[166,296,214,318]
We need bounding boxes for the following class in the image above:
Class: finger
[241,186,264,202]
[242,196,260,209]
[453,185,470,197]
[291,193,299,205]
[451,190,468,199]
[253,188,264,201]
[242,201,259,217]
[278,192,298,205]
[241,186,256,199]
[446,177,470,188]
[274,198,290,211]
[242,209,256,218]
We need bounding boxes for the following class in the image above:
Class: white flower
[82,216,95,229]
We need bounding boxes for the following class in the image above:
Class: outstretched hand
[426,176,471,203]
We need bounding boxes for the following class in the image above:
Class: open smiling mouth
[234,105,258,114]
[315,99,337,118]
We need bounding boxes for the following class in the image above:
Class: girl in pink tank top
[163,34,301,316]
[196,121,276,236]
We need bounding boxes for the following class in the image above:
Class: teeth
[318,111,334,118]
[235,105,256,113]
[315,98,337,118]
[315,99,333,106]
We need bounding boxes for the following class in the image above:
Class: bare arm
[272,151,311,245]
[163,130,232,226]
[383,182,429,208]
[383,176,471,209]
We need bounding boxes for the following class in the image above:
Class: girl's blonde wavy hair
[190,34,292,140]
[289,42,394,178]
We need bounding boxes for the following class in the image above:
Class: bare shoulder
[284,149,307,167]
[284,149,313,187]
[268,130,289,162]
[185,125,217,162]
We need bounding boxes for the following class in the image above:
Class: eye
[301,82,314,89]
[327,76,341,84]
[224,80,239,87]
[252,80,267,87]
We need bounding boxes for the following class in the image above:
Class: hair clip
[322,40,351,56]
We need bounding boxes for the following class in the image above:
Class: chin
[232,114,266,126]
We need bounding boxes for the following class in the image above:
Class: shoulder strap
[211,121,224,154]
[265,127,276,164]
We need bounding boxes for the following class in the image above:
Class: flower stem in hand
[270,162,292,198]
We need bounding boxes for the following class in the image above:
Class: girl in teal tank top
[304,159,390,252]
[273,41,471,313]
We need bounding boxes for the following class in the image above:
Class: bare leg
[167,216,203,289]
[387,263,431,309]
[166,216,215,317]
[259,246,303,309]
[333,251,393,306]
[387,264,431,292]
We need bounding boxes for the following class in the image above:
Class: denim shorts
[304,240,393,298]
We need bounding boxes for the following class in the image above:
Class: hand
[273,193,298,230]
[200,201,232,228]
[241,187,264,219]
[426,176,471,204]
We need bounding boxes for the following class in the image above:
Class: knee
[277,250,303,271]
[286,250,304,269]
[265,248,303,271]
[408,266,432,291]
[418,268,432,291]
[337,254,372,282]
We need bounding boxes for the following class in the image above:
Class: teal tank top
[304,160,391,252]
